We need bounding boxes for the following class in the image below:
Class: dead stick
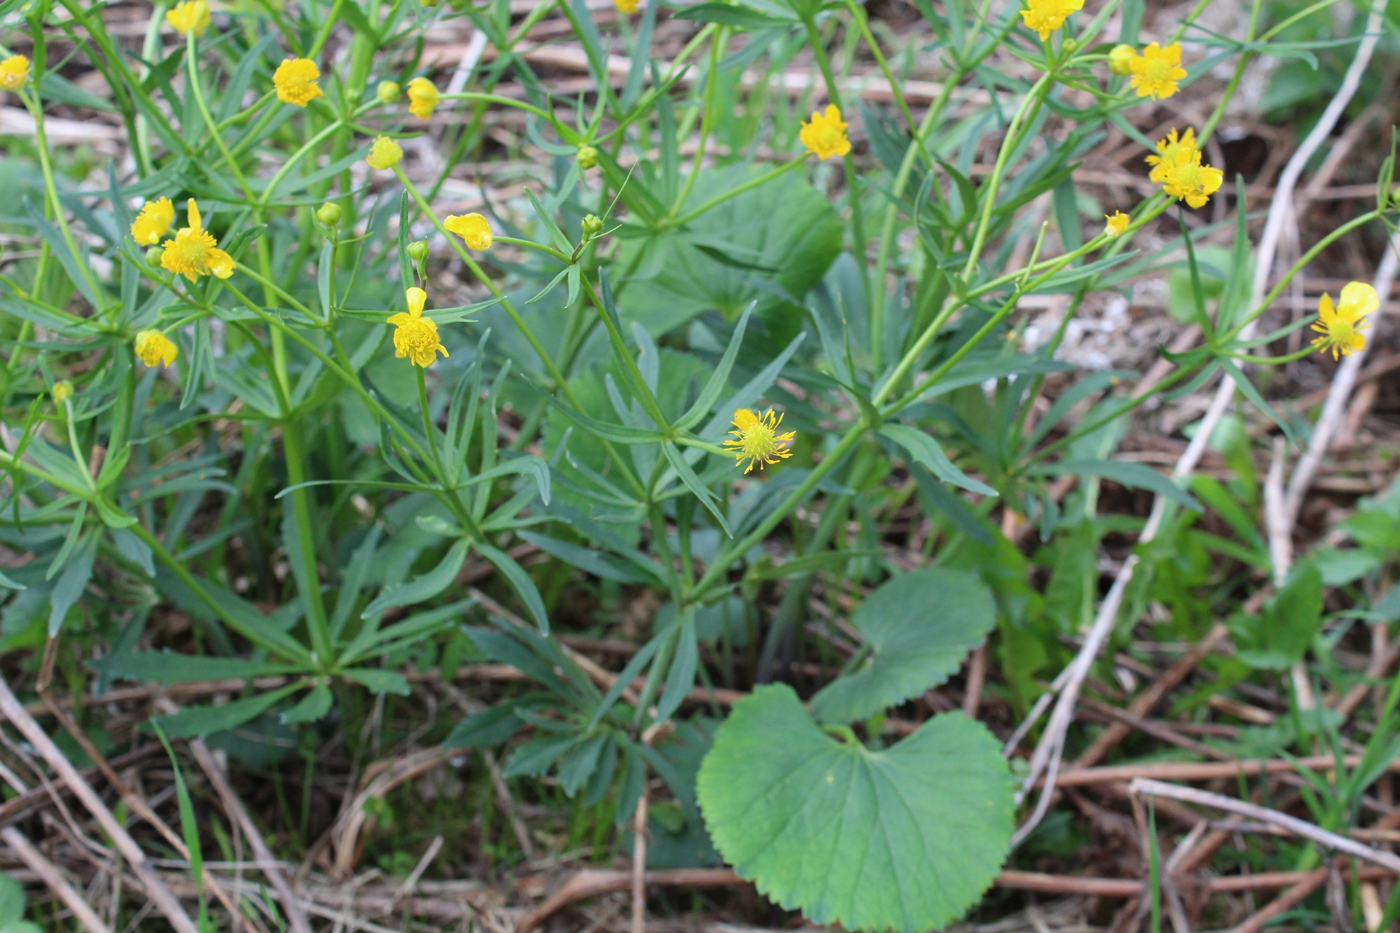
[1,825,112,933]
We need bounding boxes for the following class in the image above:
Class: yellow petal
[733,409,758,430]
[187,198,201,230]
[1338,281,1379,319]
[406,286,427,317]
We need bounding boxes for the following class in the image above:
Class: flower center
[1329,320,1354,343]
[818,126,841,150]
[173,229,214,264]
[1173,163,1202,190]
[1143,59,1173,82]
[740,422,780,460]
[397,318,438,352]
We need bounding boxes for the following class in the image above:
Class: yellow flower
[366,136,403,170]
[1104,212,1129,237]
[1107,44,1136,76]
[1020,0,1083,41]
[1310,282,1377,360]
[444,213,493,250]
[723,408,795,474]
[1159,150,1223,209]
[615,0,641,13]
[160,199,235,281]
[135,330,179,368]
[387,287,449,367]
[131,197,175,245]
[799,105,851,161]
[274,58,323,107]
[52,381,73,405]
[166,0,211,37]
[1129,42,1187,100]
[407,77,439,119]
[0,54,31,92]
[1145,127,1197,184]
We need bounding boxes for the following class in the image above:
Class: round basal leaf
[809,567,995,724]
[698,685,1015,933]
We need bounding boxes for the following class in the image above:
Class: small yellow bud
[146,246,165,267]
[576,145,599,170]
[1108,44,1137,76]
[377,80,402,104]
[52,381,73,405]
[366,136,403,170]
[317,202,343,226]
[406,240,429,262]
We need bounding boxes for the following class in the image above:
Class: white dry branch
[1009,0,1390,846]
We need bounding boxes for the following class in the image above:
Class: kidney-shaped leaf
[698,684,1015,933]
[810,567,995,724]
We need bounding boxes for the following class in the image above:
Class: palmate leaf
[810,567,996,723]
[697,685,1015,933]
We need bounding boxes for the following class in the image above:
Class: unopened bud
[581,214,604,237]
[1108,44,1136,76]
[576,145,599,170]
[52,381,73,405]
[406,240,429,262]
[316,202,343,226]
[377,80,402,104]
[146,246,164,268]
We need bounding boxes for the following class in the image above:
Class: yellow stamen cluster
[131,197,175,245]
[135,330,179,368]
[1128,43,1187,100]
[799,105,851,161]
[0,54,31,92]
[1311,282,1377,360]
[52,381,74,405]
[1104,212,1129,237]
[1147,128,1222,209]
[367,136,403,170]
[723,408,796,474]
[274,58,323,107]
[445,213,493,251]
[1020,0,1083,41]
[407,77,439,120]
[166,0,211,37]
[388,287,449,368]
[160,199,235,281]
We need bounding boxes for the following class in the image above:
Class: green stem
[669,158,804,227]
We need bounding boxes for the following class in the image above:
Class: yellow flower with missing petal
[387,287,449,367]
[1145,127,1197,184]
[444,213,493,250]
[723,408,795,474]
[615,0,641,13]
[274,58,323,107]
[1020,0,1083,41]
[366,136,403,170]
[1311,282,1377,360]
[1159,150,1223,209]
[166,0,211,37]
[1129,42,1187,100]
[1104,212,1129,237]
[160,199,235,281]
[135,330,179,368]
[0,55,31,92]
[799,105,851,161]
[406,77,439,119]
[131,197,175,245]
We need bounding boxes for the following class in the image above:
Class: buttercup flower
[444,213,493,250]
[52,381,73,405]
[131,197,175,245]
[799,105,851,161]
[387,287,449,368]
[1145,127,1198,184]
[274,58,323,107]
[0,54,31,92]
[1311,282,1377,360]
[160,199,235,281]
[723,408,795,473]
[135,330,179,368]
[1159,150,1223,209]
[1129,42,1186,100]
[407,77,439,119]
[1108,44,1136,76]
[615,0,641,13]
[1020,0,1083,41]
[366,136,403,170]
[166,0,211,37]
[1104,212,1129,237]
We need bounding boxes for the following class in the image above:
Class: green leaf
[48,530,97,636]
[674,305,753,431]
[343,668,411,696]
[810,568,996,723]
[150,684,301,739]
[879,425,997,497]
[95,651,300,686]
[673,2,798,28]
[662,443,732,537]
[281,683,333,724]
[1030,459,1201,511]
[477,542,551,634]
[698,685,1015,933]
[361,538,471,619]
[1233,563,1324,671]
[0,874,26,928]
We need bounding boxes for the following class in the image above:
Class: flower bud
[581,214,604,238]
[146,246,165,268]
[406,240,429,262]
[377,80,402,104]
[52,381,73,405]
[1108,44,1136,76]
[1062,38,1078,54]
[316,202,343,226]
[576,145,599,170]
